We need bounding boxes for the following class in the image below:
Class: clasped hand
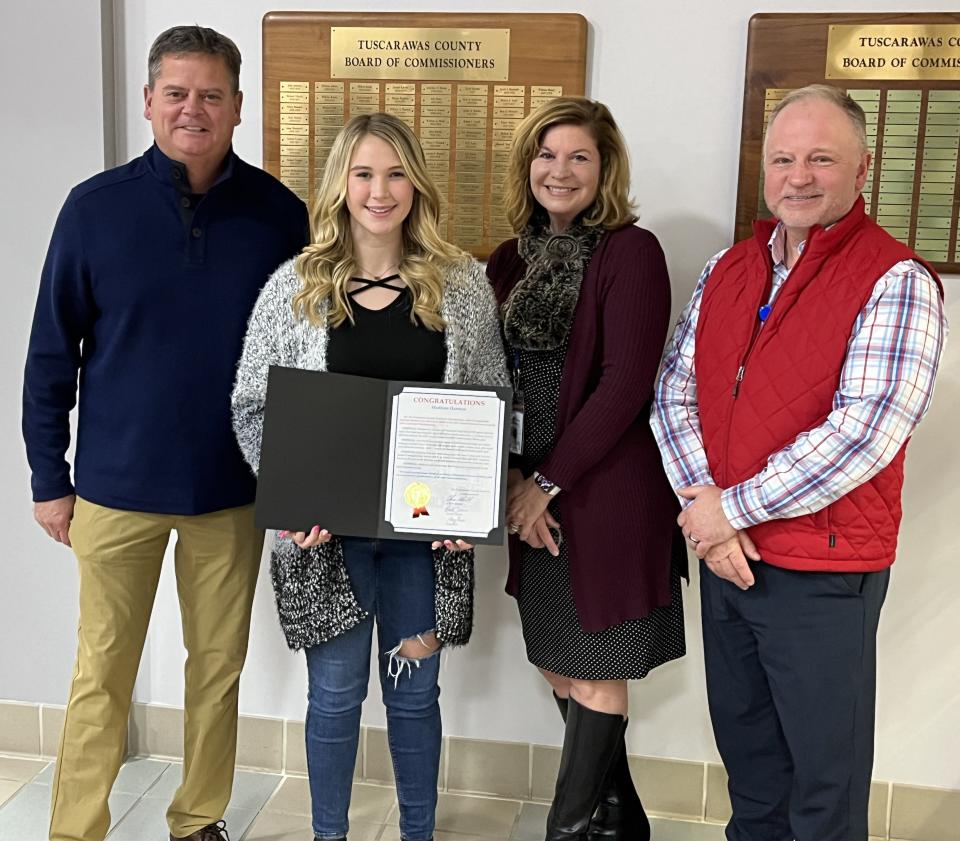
[278,525,472,552]
[677,485,759,590]
[506,470,560,557]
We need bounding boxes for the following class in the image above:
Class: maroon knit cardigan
[487,224,683,632]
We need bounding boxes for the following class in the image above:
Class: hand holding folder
[255,368,512,545]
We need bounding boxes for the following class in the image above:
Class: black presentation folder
[254,366,511,544]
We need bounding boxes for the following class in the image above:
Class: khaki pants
[49,498,263,841]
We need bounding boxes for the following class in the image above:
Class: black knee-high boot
[552,694,650,841]
[545,697,625,841]
[587,721,651,841]
[553,692,569,721]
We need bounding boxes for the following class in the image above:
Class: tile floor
[0,753,726,840]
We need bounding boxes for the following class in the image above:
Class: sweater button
[180,197,191,208]
[192,227,202,238]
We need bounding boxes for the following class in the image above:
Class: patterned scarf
[502,219,603,351]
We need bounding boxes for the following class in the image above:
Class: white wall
[0,1,107,703]
[3,0,958,791]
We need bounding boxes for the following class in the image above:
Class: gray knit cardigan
[231,256,509,651]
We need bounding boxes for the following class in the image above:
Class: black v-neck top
[326,275,447,382]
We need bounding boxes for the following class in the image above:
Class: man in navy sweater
[22,26,308,841]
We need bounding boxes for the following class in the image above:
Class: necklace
[356,262,399,280]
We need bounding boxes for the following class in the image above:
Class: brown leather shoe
[170,819,230,840]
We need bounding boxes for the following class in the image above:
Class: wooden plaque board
[735,13,960,272]
[263,11,587,259]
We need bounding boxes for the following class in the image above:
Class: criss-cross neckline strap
[348,273,404,299]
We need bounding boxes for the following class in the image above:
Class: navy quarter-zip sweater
[23,144,310,514]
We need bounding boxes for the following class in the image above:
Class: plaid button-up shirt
[651,223,948,530]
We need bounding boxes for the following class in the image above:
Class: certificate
[384,387,505,538]
[254,368,511,544]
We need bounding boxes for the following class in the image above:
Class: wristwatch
[533,471,561,497]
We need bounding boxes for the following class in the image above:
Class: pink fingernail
[311,525,320,534]
[278,530,289,538]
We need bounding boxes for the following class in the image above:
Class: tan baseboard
[0,701,40,756]
[3,699,959,841]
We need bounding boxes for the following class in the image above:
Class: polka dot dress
[514,342,686,680]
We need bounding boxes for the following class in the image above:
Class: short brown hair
[147,25,242,93]
[502,97,636,233]
[766,84,868,154]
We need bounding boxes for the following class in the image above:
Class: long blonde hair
[294,113,466,330]
[503,97,636,234]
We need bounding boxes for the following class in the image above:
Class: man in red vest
[651,84,946,841]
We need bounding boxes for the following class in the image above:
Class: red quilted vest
[696,198,942,572]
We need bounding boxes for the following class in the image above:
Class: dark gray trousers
[700,559,889,841]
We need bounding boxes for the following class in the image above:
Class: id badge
[510,388,525,455]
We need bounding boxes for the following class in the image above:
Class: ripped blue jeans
[305,537,440,841]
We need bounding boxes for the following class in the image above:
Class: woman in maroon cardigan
[486,97,685,841]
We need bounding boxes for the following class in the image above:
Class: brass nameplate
[826,25,960,80]
[331,27,509,81]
